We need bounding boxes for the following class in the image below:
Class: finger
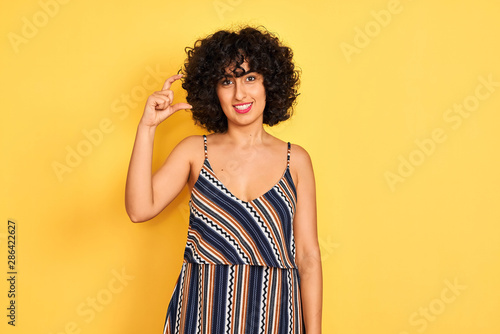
[152,99,165,111]
[153,90,174,103]
[153,94,170,104]
[162,74,183,91]
[171,102,193,113]
[151,96,170,110]
[156,89,174,102]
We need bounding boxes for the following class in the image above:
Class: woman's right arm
[125,74,192,223]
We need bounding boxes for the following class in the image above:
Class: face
[216,61,266,128]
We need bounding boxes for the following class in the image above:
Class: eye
[221,78,233,86]
[246,75,256,82]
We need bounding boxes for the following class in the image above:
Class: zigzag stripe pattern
[190,206,251,263]
[196,264,203,334]
[259,266,270,333]
[275,182,297,260]
[243,200,283,265]
[226,265,235,333]
[174,264,188,334]
[163,136,303,333]
[287,269,294,334]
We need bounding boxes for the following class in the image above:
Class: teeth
[234,103,252,110]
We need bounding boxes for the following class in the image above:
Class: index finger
[162,74,183,91]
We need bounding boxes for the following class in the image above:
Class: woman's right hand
[140,74,192,128]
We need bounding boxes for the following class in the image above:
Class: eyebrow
[222,71,258,79]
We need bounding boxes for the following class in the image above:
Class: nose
[234,79,247,101]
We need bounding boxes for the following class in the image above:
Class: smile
[233,102,253,114]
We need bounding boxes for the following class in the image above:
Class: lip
[233,102,253,114]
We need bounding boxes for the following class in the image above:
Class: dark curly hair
[181,26,300,133]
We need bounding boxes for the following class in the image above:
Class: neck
[224,123,269,146]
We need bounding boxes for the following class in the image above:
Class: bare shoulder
[172,135,204,156]
[176,134,204,147]
[172,135,206,187]
[161,135,205,172]
[290,143,313,167]
[289,143,315,187]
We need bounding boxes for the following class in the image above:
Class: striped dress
[163,135,304,333]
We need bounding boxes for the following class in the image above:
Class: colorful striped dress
[163,135,304,333]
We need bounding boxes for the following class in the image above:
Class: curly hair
[181,26,300,133]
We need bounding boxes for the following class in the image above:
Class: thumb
[171,102,193,113]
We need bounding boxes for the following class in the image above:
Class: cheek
[251,83,266,102]
[216,88,229,106]
[259,87,267,103]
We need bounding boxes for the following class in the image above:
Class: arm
[292,145,323,333]
[125,74,192,223]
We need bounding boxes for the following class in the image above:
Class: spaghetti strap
[287,142,291,167]
[203,135,208,159]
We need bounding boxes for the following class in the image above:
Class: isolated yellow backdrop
[1,0,500,333]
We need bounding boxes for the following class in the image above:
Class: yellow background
[1,0,499,333]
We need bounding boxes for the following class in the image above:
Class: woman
[125,26,322,333]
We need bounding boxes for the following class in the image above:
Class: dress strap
[287,142,291,167]
[203,135,208,159]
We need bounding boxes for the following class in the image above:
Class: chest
[206,149,288,203]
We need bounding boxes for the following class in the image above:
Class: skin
[125,62,323,333]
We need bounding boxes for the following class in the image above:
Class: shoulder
[290,143,313,167]
[169,135,205,162]
[289,143,315,187]
[174,134,205,151]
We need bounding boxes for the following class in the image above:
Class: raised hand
[140,74,192,127]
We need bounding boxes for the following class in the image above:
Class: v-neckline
[203,158,289,204]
